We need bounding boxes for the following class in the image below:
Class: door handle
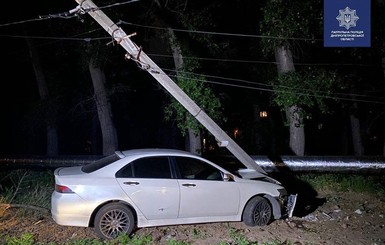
[123,181,139,185]
[182,183,196,187]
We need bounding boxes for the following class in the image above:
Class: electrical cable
[158,68,385,105]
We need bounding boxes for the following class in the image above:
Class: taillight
[55,184,74,193]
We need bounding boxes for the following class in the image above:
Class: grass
[1,169,384,245]
[296,173,385,194]
[4,232,297,245]
[0,170,53,210]
[4,233,153,245]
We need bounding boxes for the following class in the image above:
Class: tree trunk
[285,105,305,156]
[275,46,305,156]
[88,58,118,155]
[168,28,184,71]
[350,113,364,156]
[382,57,385,80]
[26,38,58,156]
[382,57,385,156]
[168,28,202,154]
[187,128,202,154]
[348,93,364,156]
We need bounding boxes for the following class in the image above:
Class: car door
[116,156,180,220]
[174,156,240,218]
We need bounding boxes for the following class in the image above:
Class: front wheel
[242,196,272,226]
[94,203,135,239]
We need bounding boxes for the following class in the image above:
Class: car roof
[120,148,199,158]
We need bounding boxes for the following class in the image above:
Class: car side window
[116,157,171,179]
[175,157,223,181]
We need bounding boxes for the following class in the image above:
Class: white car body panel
[117,178,180,220]
[51,149,293,232]
[178,179,240,218]
[137,214,241,228]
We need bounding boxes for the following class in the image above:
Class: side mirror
[223,173,233,181]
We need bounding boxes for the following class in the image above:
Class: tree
[260,0,340,155]
[150,0,225,154]
[166,28,202,153]
[74,8,124,155]
[88,56,118,155]
[26,38,58,156]
[374,0,385,156]
[164,67,224,154]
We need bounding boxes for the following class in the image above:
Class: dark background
[0,0,384,157]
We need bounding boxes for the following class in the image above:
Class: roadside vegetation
[1,169,384,245]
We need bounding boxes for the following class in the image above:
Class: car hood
[237,168,281,185]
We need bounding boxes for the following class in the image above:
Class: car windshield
[204,156,244,177]
[81,153,121,173]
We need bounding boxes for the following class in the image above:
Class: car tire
[242,196,272,226]
[94,203,135,239]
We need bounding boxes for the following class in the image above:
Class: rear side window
[116,157,171,179]
[82,154,121,173]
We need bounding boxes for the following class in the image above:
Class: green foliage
[70,239,104,245]
[260,0,322,54]
[166,239,190,245]
[228,227,255,245]
[271,68,341,118]
[164,70,224,136]
[5,233,35,245]
[178,6,221,55]
[3,232,153,245]
[114,233,152,245]
[66,233,152,245]
[0,170,53,209]
[189,227,208,239]
[261,242,289,245]
[297,174,385,194]
[260,0,340,123]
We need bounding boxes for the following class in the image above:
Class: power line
[161,67,385,100]
[1,1,319,42]
[147,53,380,68]
[0,33,108,42]
[159,68,385,105]
[94,0,140,10]
[1,29,377,68]
[0,2,379,69]
[118,21,323,42]
[149,53,277,65]
[0,18,46,28]
[0,0,140,28]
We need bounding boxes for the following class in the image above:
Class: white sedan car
[51,149,296,239]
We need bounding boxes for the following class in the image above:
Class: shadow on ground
[268,155,326,218]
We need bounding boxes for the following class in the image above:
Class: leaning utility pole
[72,0,267,175]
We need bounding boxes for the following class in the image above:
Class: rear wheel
[94,203,135,239]
[242,196,272,226]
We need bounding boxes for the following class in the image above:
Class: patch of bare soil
[1,190,384,245]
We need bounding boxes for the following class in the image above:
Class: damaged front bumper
[286,194,297,218]
[277,188,297,218]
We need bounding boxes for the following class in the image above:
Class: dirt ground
[0,189,384,245]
